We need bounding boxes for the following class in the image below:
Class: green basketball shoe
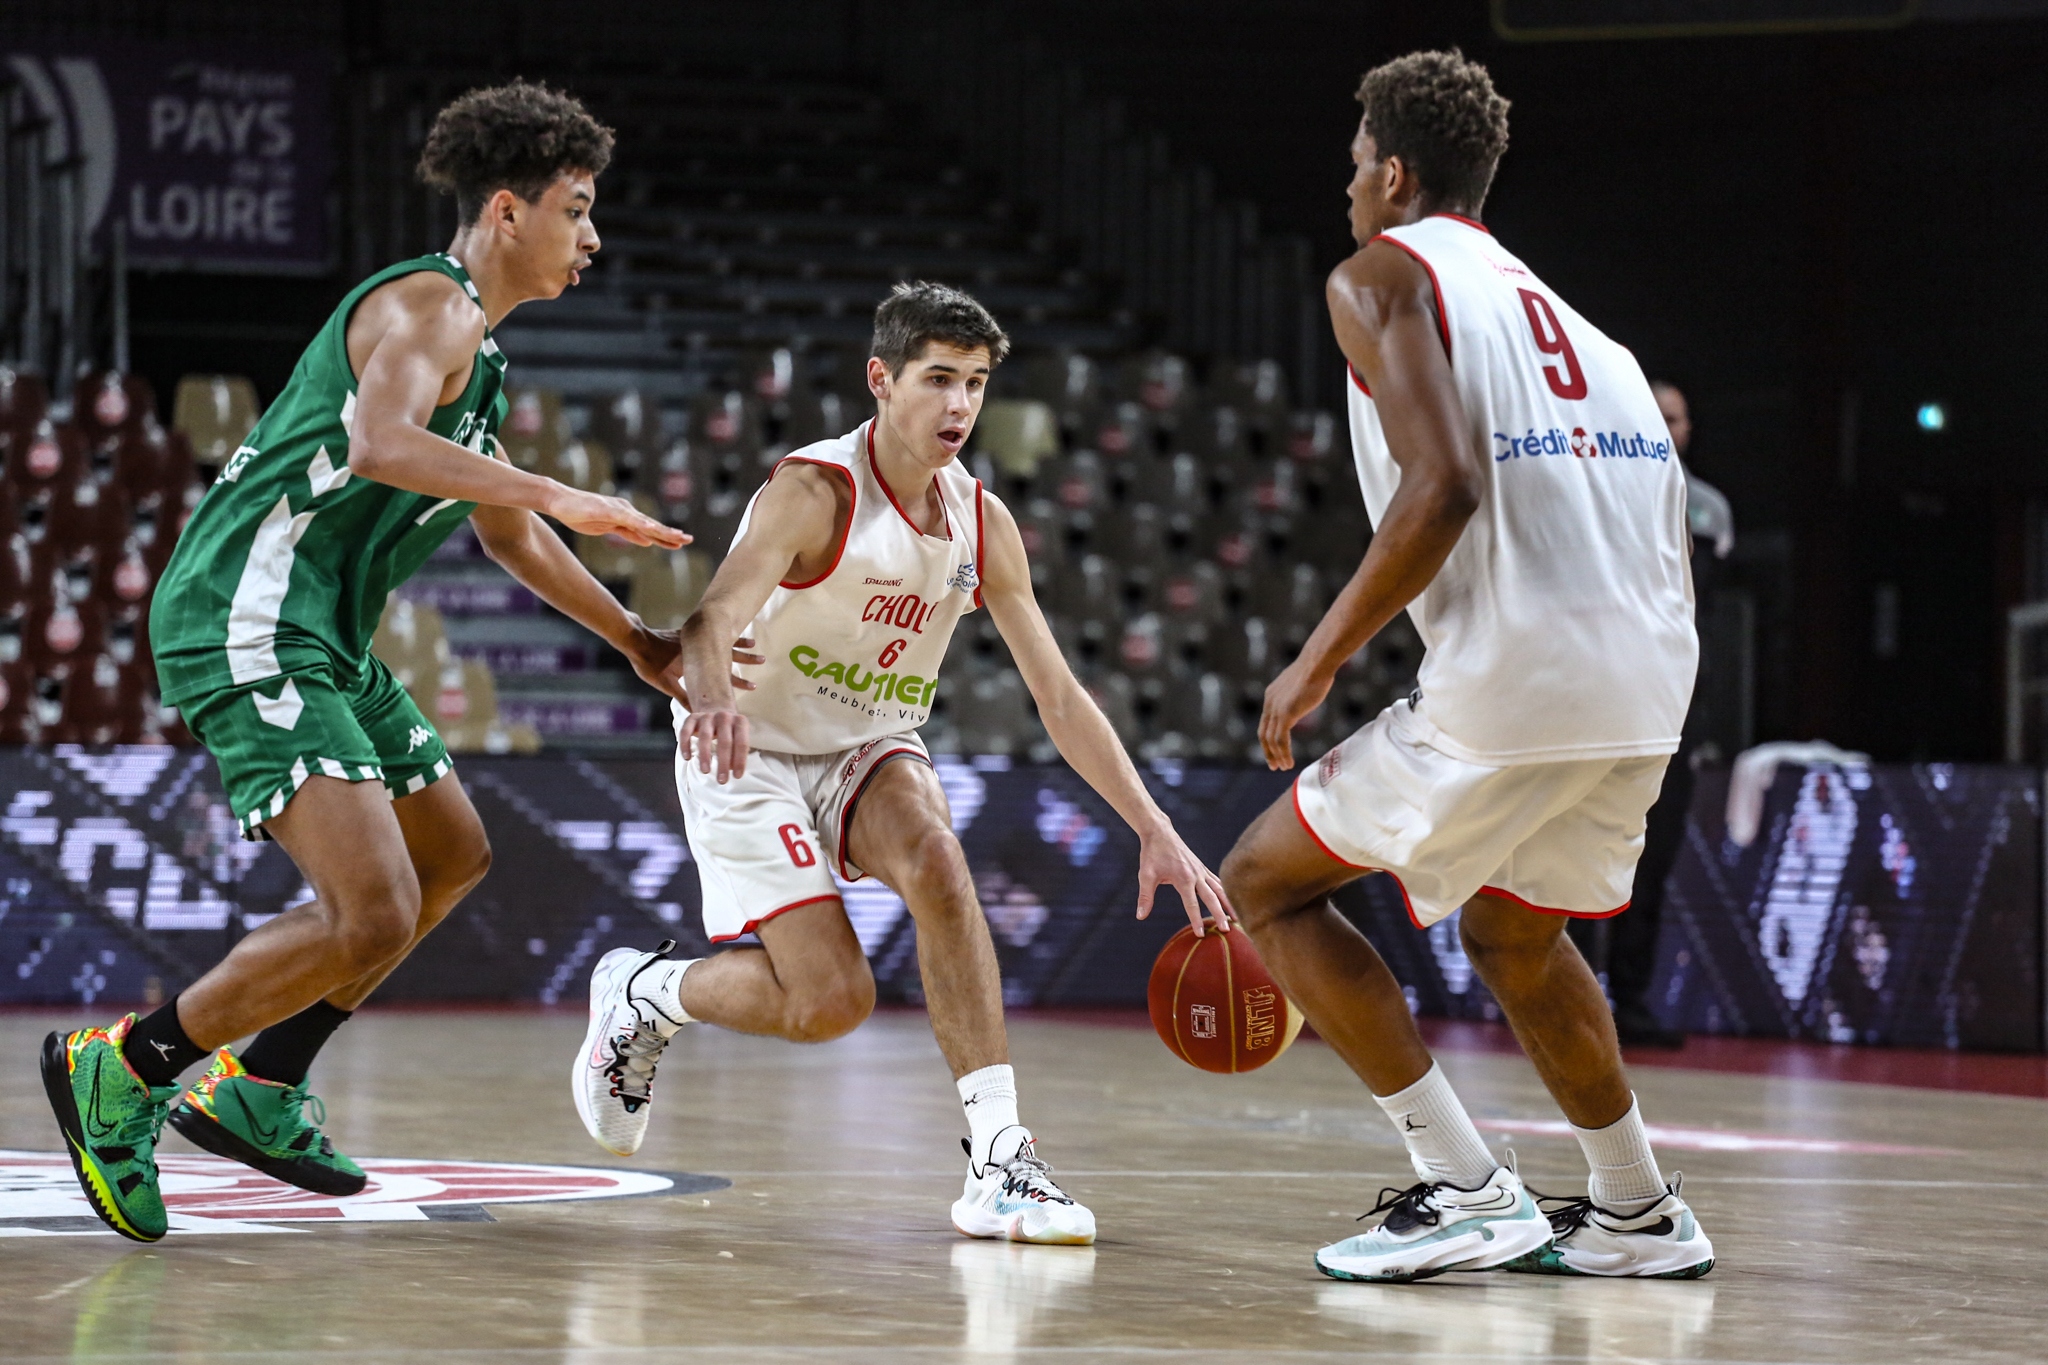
[41,1016,181,1242]
[167,1049,367,1196]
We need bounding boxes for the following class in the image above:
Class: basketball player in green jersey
[40,82,697,1242]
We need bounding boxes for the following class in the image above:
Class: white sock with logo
[957,1064,1025,1172]
[1372,1062,1501,1190]
[628,957,698,1038]
[1572,1096,1666,1210]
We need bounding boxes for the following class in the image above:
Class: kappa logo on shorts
[0,1150,725,1235]
[407,725,433,753]
[1319,747,1343,787]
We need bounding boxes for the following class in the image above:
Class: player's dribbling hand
[1258,659,1333,771]
[1134,824,1234,936]
[679,706,750,783]
[549,486,690,549]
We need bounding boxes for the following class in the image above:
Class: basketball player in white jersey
[571,282,1231,1244]
[1221,50,1715,1282]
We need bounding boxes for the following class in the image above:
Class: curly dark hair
[417,80,615,224]
[871,281,1011,375]
[1355,49,1510,212]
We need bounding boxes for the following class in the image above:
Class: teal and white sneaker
[1316,1163,1552,1283]
[1504,1179,1714,1279]
[951,1127,1096,1245]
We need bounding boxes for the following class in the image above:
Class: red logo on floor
[0,1151,723,1236]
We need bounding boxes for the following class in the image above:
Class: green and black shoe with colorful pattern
[167,1049,367,1196]
[40,1015,181,1242]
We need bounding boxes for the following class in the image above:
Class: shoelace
[994,1146,1074,1206]
[1525,1176,1680,1237]
[1357,1181,1442,1230]
[607,1026,667,1110]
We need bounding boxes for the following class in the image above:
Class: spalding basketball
[1148,925,1305,1074]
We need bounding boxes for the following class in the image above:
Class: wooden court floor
[1,1010,2041,1363]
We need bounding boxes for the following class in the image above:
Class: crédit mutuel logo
[1492,427,1673,463]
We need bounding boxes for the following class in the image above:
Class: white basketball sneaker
[572,941,689,1157]
[1505,1178,1715,1279]
[950,1127,1097,1246]
[1315,1162,1553,1283]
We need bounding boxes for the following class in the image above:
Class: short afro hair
[1356,49,1510,212]
[871,281,1010,375]
[417,80,615,224]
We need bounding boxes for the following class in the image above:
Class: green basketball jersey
[151,254,509,706]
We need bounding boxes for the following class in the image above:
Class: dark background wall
[6,0,2045,761]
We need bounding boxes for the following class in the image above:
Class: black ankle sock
[122,998,208,1088]
[239,1000,354,1087]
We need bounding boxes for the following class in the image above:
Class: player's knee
[897,828,973,908]
[420,832,492,920]
[785,971,875,1042]
[1458,905,1556,980]
[321,863,421,970]
[1220,843,1287,934]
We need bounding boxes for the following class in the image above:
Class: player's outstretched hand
[549,486,690,549]
[679,706,750,784]
[1134,824,1234,936]
[1259,659,1334,771]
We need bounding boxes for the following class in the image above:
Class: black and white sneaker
[1504,1177,1715,1278]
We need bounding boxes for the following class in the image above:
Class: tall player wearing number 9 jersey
[576,282,1233,1244]
[1221,51,1714,1281]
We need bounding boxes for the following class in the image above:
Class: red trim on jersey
[1347,362,1372,398]
[708,893,842,944]
[972,480,987,609]
[1477,885,1631,920]
[833,745,932,880]
[1434,212,1492,236]
[870,422,953,542]
[1371,234,1453,363]
[1292,783,1426,929]
[773,453,857,589]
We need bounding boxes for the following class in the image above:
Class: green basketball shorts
[178,655,454,840]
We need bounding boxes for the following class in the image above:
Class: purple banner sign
[4,41,331,272]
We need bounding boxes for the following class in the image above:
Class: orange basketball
[1147,925,1305,1073]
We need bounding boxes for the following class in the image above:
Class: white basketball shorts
[1292,700,1670,928]
[675,728,930,943]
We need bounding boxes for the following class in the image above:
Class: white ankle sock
[957,1064,1024,1170]
[1572,1096,1665,1210]
[1372,1062,1500,1189]
[629,957,698,1037]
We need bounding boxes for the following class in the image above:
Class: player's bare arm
[676,462,847,782]
[344,270,684,550]
[1258,242,1485,770]
[979,493,1233,934]
[469,502,762,708]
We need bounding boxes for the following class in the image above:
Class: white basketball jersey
[690,420,986,755]
[1346,214,1697,765]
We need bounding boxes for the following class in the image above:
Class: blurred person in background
[1594,380,1734,1049]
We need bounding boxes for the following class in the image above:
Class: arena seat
[0,366,49,432]
[371,596,452,708]
[501,387,570,472]
[546,437,616,495]
[628,546,714,630]
[73,372,156,443]
[973,400,1059,479]
[171,374,262,469]
[6,419,83,494]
